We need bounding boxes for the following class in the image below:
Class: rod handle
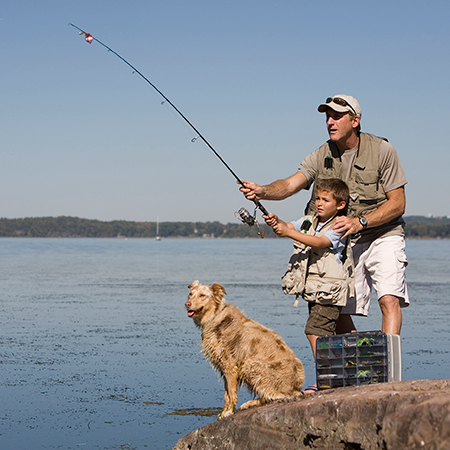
[254,199,269,216]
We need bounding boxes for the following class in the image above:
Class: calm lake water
[0,238,449,449]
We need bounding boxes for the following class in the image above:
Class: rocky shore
[174,379,450,450]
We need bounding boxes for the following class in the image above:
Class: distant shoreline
[0,216,448,239]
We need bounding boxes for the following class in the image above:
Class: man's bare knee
[379,295,402,334]
[379,295,401,313]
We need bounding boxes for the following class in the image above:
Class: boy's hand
[263,212,279,227]
[273,221,290,237]
[264,213,291,237]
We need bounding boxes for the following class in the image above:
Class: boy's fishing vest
[281,215,354,307]
[305,133,387,219]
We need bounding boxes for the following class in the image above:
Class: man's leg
[339,241,371,333]
[367,236,408,335]
[379,294,402,335]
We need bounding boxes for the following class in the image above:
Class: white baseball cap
[318,95,361,117]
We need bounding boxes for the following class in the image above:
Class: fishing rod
[69,23,268,237]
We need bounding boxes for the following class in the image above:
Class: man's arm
[332,186,406,238]
[239,171,308,201]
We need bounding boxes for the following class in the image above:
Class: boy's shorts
[341,235,409,316]
[305,303,342,336]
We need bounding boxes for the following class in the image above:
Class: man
[240,95,408,335]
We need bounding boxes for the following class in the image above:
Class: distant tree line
[402,215,450,239]
[0,216,273,238]
[0,215,448,239]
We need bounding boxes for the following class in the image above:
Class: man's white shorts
[341,235,409,316]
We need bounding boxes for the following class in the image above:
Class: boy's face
[315,189,345,221]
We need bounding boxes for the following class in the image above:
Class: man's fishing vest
[305,133,387,219]
[281,215,354,307]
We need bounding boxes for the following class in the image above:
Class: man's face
[326,109,359,146]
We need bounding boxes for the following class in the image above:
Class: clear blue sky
[2,1,449,223]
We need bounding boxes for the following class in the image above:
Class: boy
[265,178,354,393]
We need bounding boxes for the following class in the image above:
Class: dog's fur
[186,280,305,418]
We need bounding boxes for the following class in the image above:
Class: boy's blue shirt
[290,216,347,267]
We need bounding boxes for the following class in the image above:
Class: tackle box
[315,331,401,389]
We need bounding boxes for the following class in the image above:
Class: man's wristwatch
[359,216,368,229]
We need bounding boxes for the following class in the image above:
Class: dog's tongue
[187,310,195,317]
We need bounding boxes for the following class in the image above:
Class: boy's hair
[316,178,349,213]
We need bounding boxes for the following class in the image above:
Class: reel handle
[253,200,267,239]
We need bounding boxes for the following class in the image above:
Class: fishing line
[69,23,268,237]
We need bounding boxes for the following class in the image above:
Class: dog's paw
[240,399,262,410]
[217,408,234,420]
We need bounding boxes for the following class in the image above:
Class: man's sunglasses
[326,97,357,115]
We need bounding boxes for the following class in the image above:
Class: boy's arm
[265,213,331,249]
[281,228,332,249]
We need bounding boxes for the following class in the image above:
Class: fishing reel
[235,207,265,239]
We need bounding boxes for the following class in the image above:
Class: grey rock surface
[173,379,450,449]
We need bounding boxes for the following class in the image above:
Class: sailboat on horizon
[155,216,161,241]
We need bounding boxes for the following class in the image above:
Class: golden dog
[185,280,305,419]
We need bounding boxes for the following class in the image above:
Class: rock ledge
[174,379,450,450]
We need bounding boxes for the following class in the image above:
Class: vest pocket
[354,169,378,184]
[303,279,348,306]
[281,246,309,295]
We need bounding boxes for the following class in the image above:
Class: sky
[2,1,449,223]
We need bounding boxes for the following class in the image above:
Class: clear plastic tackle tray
[315,331,401,390]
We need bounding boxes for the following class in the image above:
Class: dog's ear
[211,283,227,297]
[189,280,200,289]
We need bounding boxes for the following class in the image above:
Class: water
[0,238,448,449]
